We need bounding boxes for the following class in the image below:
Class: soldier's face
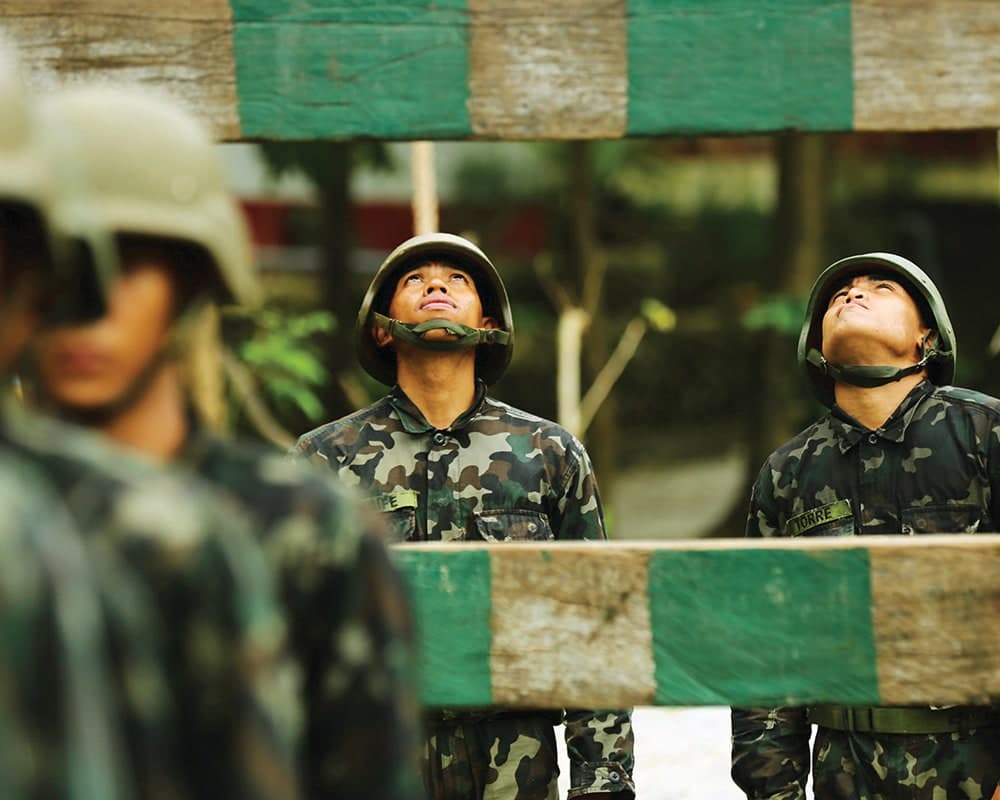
[32,247,176,411]
[379,260,495,346]
[821,273,929,366]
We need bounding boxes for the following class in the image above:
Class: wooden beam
[3,1,999,140]
[396,536,1000,708]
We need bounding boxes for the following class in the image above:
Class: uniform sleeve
[731,707,810,800]
[731,466,810,800]
[564,709,635,798]
[286,502,424,800]
[111,481,300,800]
[554,438,607,541]
[988,417,1000,529]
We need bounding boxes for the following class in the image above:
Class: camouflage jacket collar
[387,380,488,433]
[828,379,935,453]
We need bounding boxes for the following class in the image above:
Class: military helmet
[0,42,113,322]
[356,232,514,386]
[0,43,60,277]
[798,252,956,406]
[43,85,259,308]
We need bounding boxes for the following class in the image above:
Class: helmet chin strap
[807,332,951,389]
[371,311,510,352]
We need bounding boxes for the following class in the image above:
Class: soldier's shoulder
[931,384,1000,419]
[293,398,393,456]
[482,397,569,437]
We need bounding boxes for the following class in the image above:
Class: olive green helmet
[42,84,259,308]
[798,252,956,406]
[356,233,514,386]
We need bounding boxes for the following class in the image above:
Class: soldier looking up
[292,232,636,800]
[29,84,423,800]
[731,252,1000,800]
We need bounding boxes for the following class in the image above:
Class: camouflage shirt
[1,406,299,800]
[0,450,128,800]
[179,428,423,800]
[293,381,635,800]
[732,380,1000,800]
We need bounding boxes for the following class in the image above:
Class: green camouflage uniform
[731,379,1000,800]
[0,449,129,800]
[293,381,636,800]
[177,427,423,800]
[1,404,300,800]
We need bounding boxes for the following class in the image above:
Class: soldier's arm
[564,709,635,798]
[730,472,810,800]
[116,480,300,800]
[731,707,810,800]
[554,438,607,541]
[288,501,423,800]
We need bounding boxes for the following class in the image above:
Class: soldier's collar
[388,380,488,434]
[830,379,934,452]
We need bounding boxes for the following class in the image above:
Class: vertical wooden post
[411,141,439,234]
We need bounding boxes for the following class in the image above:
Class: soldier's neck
[100,363,190,463]
[396,352,477,429]
[833,372,925,430]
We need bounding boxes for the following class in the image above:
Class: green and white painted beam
[4,1,999,141]
[396,536,1000,708]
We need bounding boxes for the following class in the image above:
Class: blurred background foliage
[219,130,1000,536]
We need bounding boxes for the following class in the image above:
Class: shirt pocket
[474,510,554,542]
[900,504,983,535]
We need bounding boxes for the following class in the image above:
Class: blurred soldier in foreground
[29,85,423,800]
[732,253,1000,800]
[292,232,635,800]
[0,45,299,799]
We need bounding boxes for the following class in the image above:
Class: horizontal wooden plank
[2,0,242,139]
[396,536,1000,708]
[3,1,998,139]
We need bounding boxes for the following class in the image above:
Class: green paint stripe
[626,0,854,135]
[230,0,472,140]
[649,547,879,706]
[396,549,492,706]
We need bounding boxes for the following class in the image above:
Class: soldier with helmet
[292,232,635,800]
[28,83,423,800]
[0,45,303,799]
[731,252,1000,800]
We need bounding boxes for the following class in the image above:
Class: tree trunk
[710,133,831,538]
[317,142,359,420]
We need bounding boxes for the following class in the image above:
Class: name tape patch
[371,489,419,513]
[785,499,852,536]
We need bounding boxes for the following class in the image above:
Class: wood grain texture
[870,535,1000,705]
[853,0,1000,130]
[6,3,998,139]
[467,0,627,139]
[1,0,241,139]
[489,544,655,707]
[398,537,1000,708]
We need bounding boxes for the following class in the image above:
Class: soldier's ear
[481,315,497,330]
[373,325,393,348]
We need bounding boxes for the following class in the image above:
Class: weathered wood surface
[2,1,998,140]
[395,536,1000,708]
